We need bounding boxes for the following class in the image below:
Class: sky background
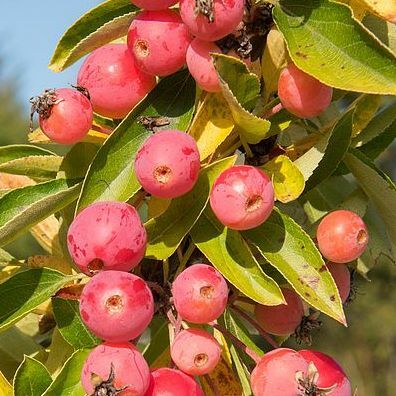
[1,1,102,108]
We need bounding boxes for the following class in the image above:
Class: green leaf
[190,207,284,306]
[0,179,81,247]
[244,208,346,325]
[42,349,90,396]
[77,70,195,212]
[0,268,72,331]
[0,145,61,180]
[143,317,169,366]
[344,149,396,247]
[49,0,137,72]
[295,110,353,191]
[14,356,52,396]
[262,155,305,203]
[212,54,271,144]
[273,0,396,94]
[145,156,236,260]
[352,95,381,137]
[52,298,100,350]
[363,14,396,54]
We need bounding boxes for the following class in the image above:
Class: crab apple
[210,165,274,230]
[77,44,156,119]
[172,264,228,324]
[251,348,309,396]
[327,262,351,304]
[67,201,146,275]
[278,63,333,119]
[299,350,352,396]
[81,342,150,396]
[186,39,222,92]
[254,288,304,336]
[170,328,221,376]
[317,210,369,263]
[134,130,200,198]
[128,10,192,76]
[145,368,204,396]
[130,0,178,10]
[33,88,93,144]
[80,270,154,342]
[180,0,244,41]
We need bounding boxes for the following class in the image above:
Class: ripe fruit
[31,88,93,144]
[130,0,178,10]
[186,39,221,92]
[299,350,352,396]
[317,210,369,263]
[128,10,192,76]
[67,201,146,275]
[145,368,204,396]
[210,165,274,230]
[172,264,228,323]
[77,44,156,119]
[134,130,200,198]
[327,262,351,304]
[278,63,333,118]
[80,270,154,342]
[251,348,309,396]
[170,328,221,375]
[81,342,150,396]
[254,288,304,336]
[180,0,245,41]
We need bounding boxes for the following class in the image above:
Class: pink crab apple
[170,328,221,376]
[210,165,274,230]
[180,0,245,41]
[172,264,229,324]
[254,288,304,336]
[80,270,154,342]
[251,348,309,396]
[299,350,352,396]
[327,262,351,304]
[130,0,178,10]
[278,63,333,119]
[145,368,204,396]
[317,210,369,263]
[67,202,147,275]
[77,44,156,119]
[127,10,192,76]
[134,130,200,198]
[81,342,150,396]
[33,88,93,144]
[186,39,222,92]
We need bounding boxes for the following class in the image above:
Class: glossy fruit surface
[327,262,351,303]
[251,348,309,396]
[77,44,156,118]
[145,368,204,395]
[38,88,93,144]
[80,271,154,342]
[180,0,244,41]
[81,342,150,396]
[172,264,228,323]
[186,39,221,92]
[67,201,147,275]
[210,165,274,230]
[254,288,304,336]
[278,63,333,118]
[130,0,178,10]
[317,210,369,263]
[134,130,200,198]
[128,10,192,76]
[170,328,221,375]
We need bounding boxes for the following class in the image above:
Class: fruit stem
[260,96,281,113]
[231,304,279,349]
[174,242,196,277]
[129,190,147,209]
[163,259,169,284]
[211,323,262,364]
[262,102,283,119]
[239,134,254,158]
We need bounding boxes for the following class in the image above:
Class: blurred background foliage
[0,54,395,395]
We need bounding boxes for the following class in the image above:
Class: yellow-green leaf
[0,370,12,396]
[262,155,305,203]
[352,95,381,136]
[358,0,396,23]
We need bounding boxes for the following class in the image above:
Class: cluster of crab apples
[28,0,370,395]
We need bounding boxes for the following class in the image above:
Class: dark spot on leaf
[319,265,327,273]
[295,51,308,59]
[305,292,311,297]
[330,295,336,301]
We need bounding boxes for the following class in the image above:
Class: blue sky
[1,1,101,108]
